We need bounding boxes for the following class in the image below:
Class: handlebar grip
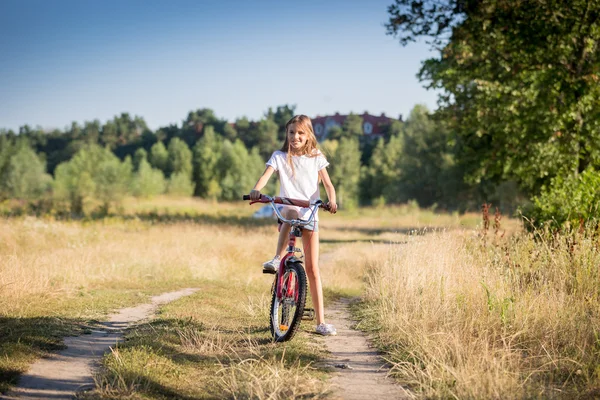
[242,195,250,200]
[320,202,336,214]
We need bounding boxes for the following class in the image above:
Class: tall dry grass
[0,200,332,397]
[360,228,600,399]
[0,214,273,317]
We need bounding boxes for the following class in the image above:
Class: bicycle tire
[270,261,307,342]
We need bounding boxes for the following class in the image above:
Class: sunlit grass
[356,228,600,399]
[1,196,527,397]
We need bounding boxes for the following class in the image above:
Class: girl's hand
[249,189,261,201]
[326,202,338,214]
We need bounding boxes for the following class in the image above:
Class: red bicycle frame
[247,195,321,302]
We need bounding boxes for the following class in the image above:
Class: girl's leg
[302,229,325,324]
[275,208,298,258]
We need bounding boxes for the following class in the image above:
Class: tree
[328,138,362,209]
[133,148,148,172]
[149,141,169,174]
[53,145,131,215]
[1,141,52,200]
[0,135,15,198]
[386,0,600,194]
[132,156,166,197]
[266,104,296,141]
[328,114,364,141]
[167,137,193,178]
[100,120,119,149]
[245,118,279,159]
[82,120,101,145]
[94,155,132,213]
[398,105,454,207]
[360,135,403,204]
[192,126,223,198]
[167,172,194,196]
[218,140,264,201]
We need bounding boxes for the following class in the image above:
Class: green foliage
[149,141,169,174]
[218,140,264,201]
[133,148,147,172]
[528,168,600,229]
[360,135,403,204]
[95,156,132,213]
[132,157,166,197]
[266,104,296,141]
[180,108,229,146]
[246,118,279,160]
[53,145,131,214]
[0,135,15,197]
[0,104,485,210]
[167,138,193,179]
[1,141,52,200]
[327,138,361,209]
[387,0,600,195]
[328,114,363,141]
[397,105,462,207]
[99,113,148,149]
[166,171,194,197]
[192,126,223,198]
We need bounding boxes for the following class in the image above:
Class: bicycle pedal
[302,308,315,320]
[262,268,276,274]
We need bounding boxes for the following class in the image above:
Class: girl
[249,115,338,336]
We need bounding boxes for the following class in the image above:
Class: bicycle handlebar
[243,194,333,226]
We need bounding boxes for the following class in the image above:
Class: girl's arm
[318,168,338,214]
[250,166,275,200]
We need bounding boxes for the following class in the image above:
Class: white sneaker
[315,323,337,336]
[262,256,280,272]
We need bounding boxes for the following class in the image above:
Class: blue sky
[0,0,440,132]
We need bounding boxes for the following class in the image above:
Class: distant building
[311,112,401,141]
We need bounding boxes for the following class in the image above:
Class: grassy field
[5,196,595,399]
[356,227,600,399]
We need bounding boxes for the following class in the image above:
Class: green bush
[166,171,194,196]
[2,143,52,200]
[132,158,166,197]
[53,145,131,215]
[527,168,600,229]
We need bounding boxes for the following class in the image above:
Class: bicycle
[243,194,331,342]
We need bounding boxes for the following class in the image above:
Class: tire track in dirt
[322,298,411,400]
[2,288,199,400]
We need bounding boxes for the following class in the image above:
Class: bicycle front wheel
[270,261,307,342]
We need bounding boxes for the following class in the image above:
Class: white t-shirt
[266,150,329,221]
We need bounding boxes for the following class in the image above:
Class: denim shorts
[303,219,319,232]
[278,219,319,232]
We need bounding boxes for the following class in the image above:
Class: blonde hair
[281,115,320,177]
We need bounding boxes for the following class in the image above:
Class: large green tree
[386,0,600,194]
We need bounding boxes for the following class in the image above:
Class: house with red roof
[311,112,401,141]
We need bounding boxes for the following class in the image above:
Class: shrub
[527,168,600,230]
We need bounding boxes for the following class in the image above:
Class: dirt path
[322,298,411,400]
[2,288,199,400]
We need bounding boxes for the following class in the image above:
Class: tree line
[0,104,515,216]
